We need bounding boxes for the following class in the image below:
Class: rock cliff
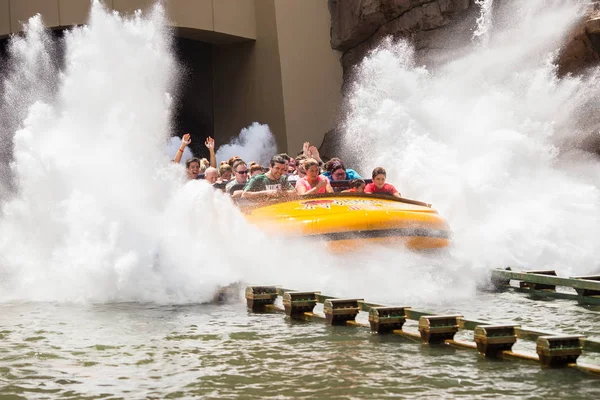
[320,0,600,157]
[328,0,600,81]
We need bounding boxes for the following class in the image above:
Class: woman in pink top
[295,158,334,195]
[364,167,401,198]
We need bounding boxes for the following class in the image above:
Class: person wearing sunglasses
[226,160,249,198]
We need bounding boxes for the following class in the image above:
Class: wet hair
[218,163,233,176]
[199,158,210,172]
[325,158,345,174]
[349,178,366,188]
[270,155,288,167]
[250,164,264,174]
[232,160,247,172]
[372,167,387,179]
[277,153,291,162]
[303,158,319,170]
[295,154,307,162]
[185,157,201,169]
[228,156,242,167]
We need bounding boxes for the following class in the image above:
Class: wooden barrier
[491,268,600,305]
[245,285,600,375]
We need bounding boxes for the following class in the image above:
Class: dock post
[282,291,319,319]
[245,286,278,312]
[473,325,519,357]
[418,315,461,344]
[323,299,362,326]
[536,335,584,368]
[368,307,410,334]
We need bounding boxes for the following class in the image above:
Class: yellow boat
[240,193,451,252]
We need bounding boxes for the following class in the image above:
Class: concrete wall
[273,0,343,154]
[0,0,342,156]
[212,0,288,152]
[1,0,256,41]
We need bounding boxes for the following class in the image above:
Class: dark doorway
[172,37,214,160]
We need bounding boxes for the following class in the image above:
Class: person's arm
[364,184,374,194]
[296,181,307,195]
[242,189,276,200]
[392,191,402,198]
[325,180,334,193]
[231,190,244,199]
[205,137,216,168]
[308,145,323,165]
[303,141,310,157]
[173,133,191,163]
[298,179,327,195]
[390,184,401,198]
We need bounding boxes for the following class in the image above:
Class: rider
[242,155,296,200]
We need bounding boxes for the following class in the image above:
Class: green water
[1,291,600,399]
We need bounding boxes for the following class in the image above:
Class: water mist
[342,0,600,280]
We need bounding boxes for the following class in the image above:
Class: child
[364,167,401,198]
[342,178,366,193]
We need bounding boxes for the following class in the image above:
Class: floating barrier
[491,268,600,305]
[244,285,600,374]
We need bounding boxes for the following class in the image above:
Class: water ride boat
[238,188,451,252]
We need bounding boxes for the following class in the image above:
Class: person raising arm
[205,136,217,168]
[242,155,296,200]
[173,133,191,164]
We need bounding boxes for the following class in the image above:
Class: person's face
[373,174,386,188]
[355,183,366,193]
[270,162,286,180]
[306,164,319,179]
[234,165,249,183]
[187,162,200,179]
[221,171,232,181]
[331,168,347,181]
[205,171,218,184]
[288,158,296,174]
[297,161,306,177]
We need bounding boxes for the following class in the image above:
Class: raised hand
[303,141,310,157]
[181,133,191,147]
[205,136,215,150]
[308,145,322,162]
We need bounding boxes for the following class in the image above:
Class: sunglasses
[236,170,249,174]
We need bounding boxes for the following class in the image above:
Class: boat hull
[241,194,451,251]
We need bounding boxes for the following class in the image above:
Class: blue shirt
[321,169,362,181]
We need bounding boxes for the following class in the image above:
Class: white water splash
[0,2,321,303]
[215,122,278,166]
[342,0,600,278]
[473,0,495,45]
[3,0,597,308]
[0,1,402,306]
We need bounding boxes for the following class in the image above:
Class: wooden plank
[513,287,600,305]
[492,269,600,292]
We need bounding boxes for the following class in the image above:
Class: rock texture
[558,5,600,76]
[328,0,600,81]
[320,1,600,157]
[328,0,475,81]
